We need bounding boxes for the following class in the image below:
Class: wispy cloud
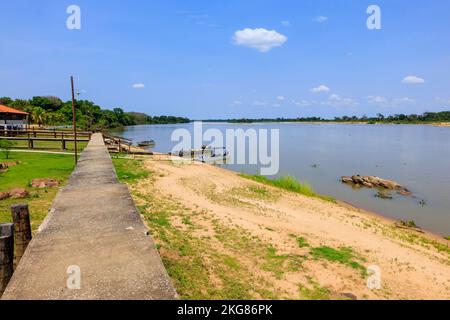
[252,100,269,107]
[367,96,387,104]
[132,83,145,89]
[233,28,287,53]
[292,99,312,107]
[402,75,425,84]
[281,20,291,27]
[393,97,416,105]
[324,94,357,107]
[436,97,450,105]
[314,16,328,23]
[367,96,416,106]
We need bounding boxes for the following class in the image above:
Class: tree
[0,140,16,159]
[0,97,13,105]
[30,96,62,111]
[30,106,47,127]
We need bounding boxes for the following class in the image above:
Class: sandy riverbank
[125,155,450,300]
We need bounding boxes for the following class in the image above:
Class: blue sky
[1,0,450,119]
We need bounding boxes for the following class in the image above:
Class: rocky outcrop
[31,178,59,188]
[8,188,29,199]
[341,175,412,196]
[0,192,9,200]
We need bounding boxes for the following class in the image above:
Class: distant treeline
[204,111,450,124]
[0,96,190,130]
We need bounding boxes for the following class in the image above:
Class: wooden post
[27,133,31,149]
[71,76,78,164]
[0,223,14,295]
[10,205,32,266]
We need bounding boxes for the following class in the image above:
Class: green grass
[297,237,310,248]
[112,158,149,182]
[299,279,331,300]
[0,152,76,230]
[310,246,366,276]
[445,236,450,241]
[239,174,335,202]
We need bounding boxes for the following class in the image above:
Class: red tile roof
[0,105,29,115]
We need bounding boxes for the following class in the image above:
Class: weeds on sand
[239,174,335,203]
[299,278,331,300]
[310,246,367,277]
[113,158,149,182]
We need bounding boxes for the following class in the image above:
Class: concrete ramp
[1,133,177,300]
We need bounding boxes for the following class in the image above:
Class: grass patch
[112,158,149,182]
[0,152,75,230]
[299,279,331,300]
[239,174,335,202]
[262,246,304,279]
[310,246,366,276]
[297,237,310,248]
[444,236,450,241]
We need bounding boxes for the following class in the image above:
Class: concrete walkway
[1,134,177,300]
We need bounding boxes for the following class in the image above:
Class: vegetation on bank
[112,158,371,299]
[239,174,335,203]
[0,152,75,231]
[0,96,190,130]
[204,111,450,124]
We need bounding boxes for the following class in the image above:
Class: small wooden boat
[138,140,155,147]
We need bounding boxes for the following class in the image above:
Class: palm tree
[30,107,46,127]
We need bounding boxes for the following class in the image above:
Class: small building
[0,105,29,132]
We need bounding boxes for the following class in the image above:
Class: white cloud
[310,85,330,93]
[314,16,328,23]
[233,28,288,53]
[276,96,285,101]
[402,76,425,84]
[231,100,243,106]
[281,20,291,26]
[132,83,145,89]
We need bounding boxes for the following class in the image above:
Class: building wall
[0,115,28,130]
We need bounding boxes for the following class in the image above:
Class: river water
[111,123,450,236]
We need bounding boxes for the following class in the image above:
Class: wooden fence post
[11,205,32,266]
[0,223,14,295]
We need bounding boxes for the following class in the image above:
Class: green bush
[0,140,16,159]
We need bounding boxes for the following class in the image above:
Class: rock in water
[341,175,411,196]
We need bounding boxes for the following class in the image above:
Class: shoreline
[198,121,450,127]
[120,154,450,300]
[146,154,448,240]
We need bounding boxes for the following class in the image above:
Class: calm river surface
[111,123,450,236]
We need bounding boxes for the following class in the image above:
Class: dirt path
[130,156,450,300]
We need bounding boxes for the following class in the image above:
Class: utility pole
[71,76,78,164]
